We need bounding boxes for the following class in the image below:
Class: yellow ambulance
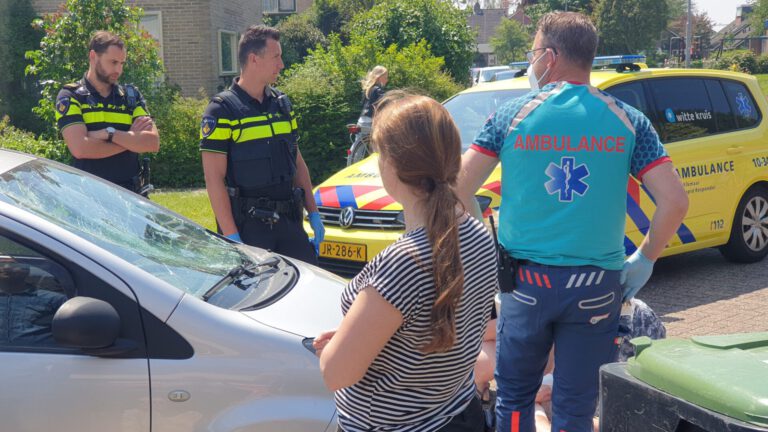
[307,56,768,277]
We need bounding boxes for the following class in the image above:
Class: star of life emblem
[545,156,590,202]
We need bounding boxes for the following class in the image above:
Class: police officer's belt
[227,187,296,214]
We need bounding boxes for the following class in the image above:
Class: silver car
[0,149,342,431]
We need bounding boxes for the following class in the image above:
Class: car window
[721,80,760,129]
[704,80,738,133]
[648,78,717,143]
[444,89,529,150]
[0,159,293,308]
[604,82,650,116]
[0,235,73,348]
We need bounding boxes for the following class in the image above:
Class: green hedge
[280,34,463,182]
[0,116,69,161]
[713,50,760,74]
[147,89,208,188]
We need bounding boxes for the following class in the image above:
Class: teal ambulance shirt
[472,82,670,270]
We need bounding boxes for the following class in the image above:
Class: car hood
[242,257,347,338]
[313,154,502,211]
[313,154,405,211]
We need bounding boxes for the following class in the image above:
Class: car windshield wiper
[202,256,281,302]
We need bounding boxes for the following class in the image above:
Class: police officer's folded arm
[202,151,238,236]
[111,118,160,153]
[61,123,127,160]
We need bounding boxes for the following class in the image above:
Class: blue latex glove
[308,211,325,245]
[620,249,655,301]
[225,232,242,243]
[308,237,320,255]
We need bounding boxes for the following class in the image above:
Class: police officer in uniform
[200,25,324,264]
[55,31,159,193]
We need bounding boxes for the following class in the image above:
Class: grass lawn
[755,74,768,96]
[150,189,216,231]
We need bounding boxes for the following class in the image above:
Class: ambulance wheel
[720,185,768,263]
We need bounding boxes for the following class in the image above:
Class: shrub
[147,86,209,188]
[348,0,475,82]
[0,0,44,134]
[280,34,463,182]
[0,116,69,162]
[756,55,768,74]
[712,50,758,74]
[277,13,328,70]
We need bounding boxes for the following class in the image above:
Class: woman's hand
[313,330,337,358]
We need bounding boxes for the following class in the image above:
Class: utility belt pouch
[498,249,518,294]
[489,215,516,293]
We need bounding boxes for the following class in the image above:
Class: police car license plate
[319,241,367,262]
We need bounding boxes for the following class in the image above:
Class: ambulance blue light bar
[592,54,646,67]
[509,54,646,70]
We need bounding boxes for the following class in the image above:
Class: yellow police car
[308,55,768,277]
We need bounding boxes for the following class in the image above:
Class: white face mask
[528,50,551,91]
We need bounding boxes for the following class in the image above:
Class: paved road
[640,248,768,338]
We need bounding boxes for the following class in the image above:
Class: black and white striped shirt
[336,216,498,431]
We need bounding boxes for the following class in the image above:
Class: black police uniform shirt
[55,78,150,186]
[199,80,299,201]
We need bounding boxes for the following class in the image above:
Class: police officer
[200,25,323,264]
[55,31,159,193]
[457,12,688,432]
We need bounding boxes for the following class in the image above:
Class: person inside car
[0,258,66,346]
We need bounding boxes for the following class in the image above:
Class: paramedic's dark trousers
[495,262,621,432]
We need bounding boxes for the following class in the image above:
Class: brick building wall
[31,0,270,97]
[207,0,264,95]
[142,0,214,97]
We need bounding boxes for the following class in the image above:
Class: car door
[0,221,151,432]
[605,77,736,256]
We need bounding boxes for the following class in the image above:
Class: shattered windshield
[0,159,260,299]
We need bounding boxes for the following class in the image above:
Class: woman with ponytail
[314,92,498,432]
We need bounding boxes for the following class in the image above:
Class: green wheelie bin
[599,332,768,432]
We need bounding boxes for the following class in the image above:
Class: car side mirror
[52,296,136,357]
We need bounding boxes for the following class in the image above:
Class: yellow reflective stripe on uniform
[132,106,149,118]
[236,125,273,142]
[82,111,133,125]
[217,118,239,126]
[291,119,298,129]
[240,116,269,125]
[55,101,82,120]
[203,127,232,140]
[272,121,292,135]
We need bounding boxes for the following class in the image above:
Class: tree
[278,13,328,70]
[0,0,43,133]
[280,33,462,181]
[348,0,476,82]
[26,0,164,136]
[667,10,714,59]
[312,0,375,37]
[593,0,670,55]
[750,0,768,37]
[491,18,532,63]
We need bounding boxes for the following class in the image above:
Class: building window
[139,11,164,61]
[263,0,296,13]
[219,31,238,75]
